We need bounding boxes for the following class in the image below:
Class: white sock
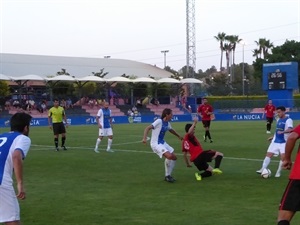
[165,159,170,176]
[164,159,176,176]
[169,160,176,176]
[107,138,113,149]
[262,156,271,169]
[95,138,101,148]
[276,160,283,174]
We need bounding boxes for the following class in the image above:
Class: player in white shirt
[0,112,32,225]
[94,102,114,153]
[142,108,183,183]
[256,106,293,177]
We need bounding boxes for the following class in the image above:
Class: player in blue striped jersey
[0,112,32,225]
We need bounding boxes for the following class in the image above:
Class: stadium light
[161,50,169,68]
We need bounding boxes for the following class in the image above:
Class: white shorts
[98,128,113,137]
[267,142,286,156]
[0,186,20,223]
[150,142,174,158]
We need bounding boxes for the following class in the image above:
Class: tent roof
[180,78,203,84]
[157,77,180,83]
[105,76,132,83]
[77,75,106,82]
[0,53,173,79]
[0,74,12,81]
[10,74,45,81]
[46,75,77,82]
[132,77,157,83]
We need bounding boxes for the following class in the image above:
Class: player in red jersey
[197,97,214,143]
[277,124,300,225]
[182,117,223,181]
[263,99,276,134]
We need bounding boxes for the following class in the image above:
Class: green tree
[252,40,300,83]
[206,73,231,95]
[0,81,10,97]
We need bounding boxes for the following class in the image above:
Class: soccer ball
[261,168,271,178]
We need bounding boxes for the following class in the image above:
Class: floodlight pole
[242,43,245,96]
[161,50,169,68]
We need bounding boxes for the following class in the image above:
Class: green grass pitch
[2,120,300,225]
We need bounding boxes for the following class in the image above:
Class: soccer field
[4,121,300,225]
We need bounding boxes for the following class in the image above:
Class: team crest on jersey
[183,141,190,150]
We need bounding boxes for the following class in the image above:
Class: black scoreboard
[268,71,286,90]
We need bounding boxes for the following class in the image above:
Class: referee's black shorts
[52,122,66,135]
[193,150,216,171]
[279,179,300,211]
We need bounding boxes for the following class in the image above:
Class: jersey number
[0,137,8,148]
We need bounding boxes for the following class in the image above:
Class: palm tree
[225,35,242,81]
[229,35,242,66]
[56,68,70,76]
[223,43,231,77]
[92,68,108,78]
[263,39,274,58]
[214,32,226,71]
[254,38,274,59]
[252,49,261,59]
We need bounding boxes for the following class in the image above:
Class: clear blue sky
[1,0,299,71]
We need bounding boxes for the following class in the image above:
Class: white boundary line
[30,143,280,163]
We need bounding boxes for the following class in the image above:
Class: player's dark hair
[161,108,172,119]
[10,112,32,133]
[185,123,192,132]
[54,98,59,102]
[276,106,286,111]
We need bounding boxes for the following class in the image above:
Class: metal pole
[242,44,245,96]
[161,50,169,68]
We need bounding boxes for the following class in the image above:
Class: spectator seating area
[81,104,124,116]
[145,104,184,115]
[5,105,90,118]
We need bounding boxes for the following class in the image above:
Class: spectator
[13,99,20,109]
[37,101,47,114]
[24,100,32,112]
[127,109,134,116]
[136,98,143,108]
[66,98,73,109]
[29,99,35,110]
[142,95,151,105]
[41,101,47,112]
[151,98,159,106]
[88,99,94,108]
[60,99,67,109]
[5,99,11,110]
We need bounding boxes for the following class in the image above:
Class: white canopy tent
[132,77,157,83]
[0,74,12,81]
[156,77,180,84]
[46,75,77,82]
[77,76,106,83]
[105,76,132,83]
[180,78,203,84]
